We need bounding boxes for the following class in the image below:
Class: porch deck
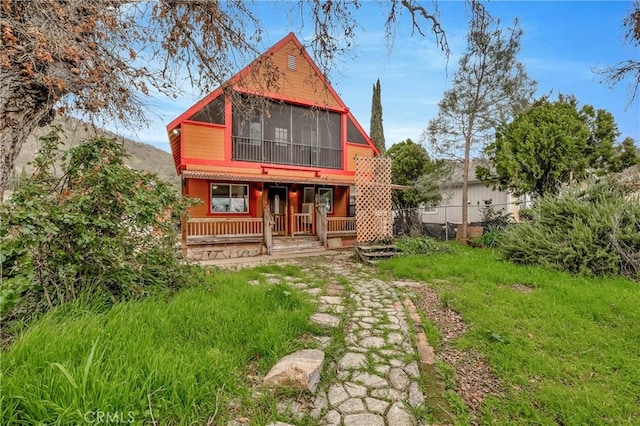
[184,215,356,248]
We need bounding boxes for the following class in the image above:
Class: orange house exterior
[167,33,378,259]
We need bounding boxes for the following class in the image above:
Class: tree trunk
[460,129,473,241]
[0,74,54,199]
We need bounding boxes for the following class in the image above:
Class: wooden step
[355,243,400,264]
[271,236,325,255]
[357,244,400,252]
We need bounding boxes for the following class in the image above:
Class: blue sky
[113,1,639,153]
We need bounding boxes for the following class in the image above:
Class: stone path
[259,253,429,426]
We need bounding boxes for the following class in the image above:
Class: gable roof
[166,32,380,167]
[167,32,349,131]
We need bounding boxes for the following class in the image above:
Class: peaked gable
[234,35,344,110]
[166,32,380,172]
[168,33,346,131]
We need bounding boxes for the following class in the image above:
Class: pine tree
[370,79,386,154]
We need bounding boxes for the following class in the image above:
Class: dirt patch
[413,284,501,423]
[510,283,536,293]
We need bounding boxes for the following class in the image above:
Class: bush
[478,226,504,248]
[499,178,640,280]
[395,236,450,255]
[0,127,196,324]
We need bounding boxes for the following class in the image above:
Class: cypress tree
[370,79,386,153]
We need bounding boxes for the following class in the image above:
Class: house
[166,33,379,260]
[422,161,530,226]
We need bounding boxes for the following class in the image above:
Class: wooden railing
[232,136,342,169]
[327,217,357,235]
[273,214,286,235]
[263,208,274,255]
[292,212,313,236]
[186,217,263,244]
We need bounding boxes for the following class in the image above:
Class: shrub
[499,178,640,280]
[0,127,196,324]
[479,226,504,248]
[395,236,450,255]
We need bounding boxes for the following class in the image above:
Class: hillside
[11,116,179,188]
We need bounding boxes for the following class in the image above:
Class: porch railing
[292,211,313,236]
[327,217,357,235]
[273,214,286,235]
[232,137,342,169]
[186,217,263,244]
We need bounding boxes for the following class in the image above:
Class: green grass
[1,269,317,425]
[378,246,640,425]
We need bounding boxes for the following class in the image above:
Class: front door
[268,186,287,235]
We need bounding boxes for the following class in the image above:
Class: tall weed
[1,272,316,424]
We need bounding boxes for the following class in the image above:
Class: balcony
[232,137,342,169]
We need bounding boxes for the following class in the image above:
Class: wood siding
[346,145,375,172]
[183,123,225,161]
[188,179,210,218]
[423,182,515,224]
[237,40,341,109]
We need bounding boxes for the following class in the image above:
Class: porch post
[263,208,273,255]
[181,215,187,255]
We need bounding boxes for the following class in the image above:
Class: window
[317,188,333,213]
[303,187,315,204]
[275,127,289,144]
[347,117,368,145]
[423,204,437,214]
[211,184,248,213]
[348,185,356,217]
[188,96,225,125]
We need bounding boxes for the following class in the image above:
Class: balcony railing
[232,137,342,169]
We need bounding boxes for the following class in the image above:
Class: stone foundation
[187,243,266,261]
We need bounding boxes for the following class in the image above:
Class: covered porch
[181,170,357,258]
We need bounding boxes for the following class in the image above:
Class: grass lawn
[1,266,320,425]
[378,245,640,425]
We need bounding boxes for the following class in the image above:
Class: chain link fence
[393,201,525,241]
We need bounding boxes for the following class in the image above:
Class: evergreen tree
[615,137,640,171]
[370,79,386,153]
[478,95,636,196]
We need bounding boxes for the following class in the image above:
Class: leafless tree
[598,1,640,105]
[0,0,485,197]
[426,6,536,241]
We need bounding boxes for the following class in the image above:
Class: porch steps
[271,236,325,255]
[355,244,401,264]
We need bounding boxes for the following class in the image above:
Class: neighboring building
[167,33,379,259]
[423,161,529,225]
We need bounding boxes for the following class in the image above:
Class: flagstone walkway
[255,253,430,426]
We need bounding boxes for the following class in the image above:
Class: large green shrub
[500,178,639,280]
[1,127,195,322]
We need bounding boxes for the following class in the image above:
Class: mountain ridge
[12,116,179,189]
